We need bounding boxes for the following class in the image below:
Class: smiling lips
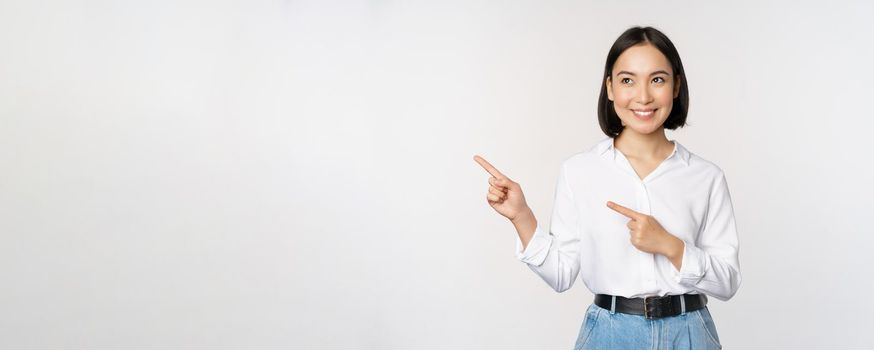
[631,108,656,120]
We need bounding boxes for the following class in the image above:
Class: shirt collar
[596,137,691,166]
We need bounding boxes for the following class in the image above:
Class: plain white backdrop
[2,0,873,349]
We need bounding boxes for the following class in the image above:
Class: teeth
[633,110,654,116]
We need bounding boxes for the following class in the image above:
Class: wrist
[510,207,535,225]
[664,235,685,259]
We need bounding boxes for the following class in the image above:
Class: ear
[606,76,614,101]
[673,75,682,98]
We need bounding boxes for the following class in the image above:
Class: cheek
[658,94,675,117]
[656,88,675,105]
[614,89,636,106]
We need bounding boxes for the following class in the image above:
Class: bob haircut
[598,26,690,137]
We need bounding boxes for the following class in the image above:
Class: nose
[637,84,654,105]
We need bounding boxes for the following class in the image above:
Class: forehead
[612,43,672,75]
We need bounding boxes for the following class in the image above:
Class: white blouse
[515,137,741,301]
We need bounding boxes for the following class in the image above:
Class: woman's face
[606,43,681,135]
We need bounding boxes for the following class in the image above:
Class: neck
[614,127,672,159]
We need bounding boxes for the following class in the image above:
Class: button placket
[614,149,659,291]
[636,181,657,290]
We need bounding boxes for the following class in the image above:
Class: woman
[474,26,740,349]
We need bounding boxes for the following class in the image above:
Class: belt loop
[610,295,616,315]
[680,294,687,316]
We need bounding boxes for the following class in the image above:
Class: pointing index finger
[607,201,642,220]
[473,155,507,179]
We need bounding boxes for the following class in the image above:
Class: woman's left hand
[606,201,683,259]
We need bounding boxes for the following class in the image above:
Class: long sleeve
[514,161,582,293]
[671,173,742,301]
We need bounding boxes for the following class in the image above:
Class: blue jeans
[573,302,723,350]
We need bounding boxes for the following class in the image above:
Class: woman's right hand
[473,155,532,222]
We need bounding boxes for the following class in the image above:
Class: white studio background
[1,1,872,349]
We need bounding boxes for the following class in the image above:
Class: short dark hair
[597,26,689,137]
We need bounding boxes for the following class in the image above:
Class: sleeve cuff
[515,225,552,266]
[671,241,707,285]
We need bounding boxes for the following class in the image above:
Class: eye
[652,77,666,84]
[621,77,633,85]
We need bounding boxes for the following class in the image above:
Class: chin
[620,117,666,135]
[626,126,662,135]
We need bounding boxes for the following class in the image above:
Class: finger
[489,176,512,189]
[489,177,509,190]
[490,184,507,194]
[626,221,636,230]
[487,193,503,202]
[486,193,497,204]
[607,201,642,220]
[489,186,507,199]
[473,155,507,179]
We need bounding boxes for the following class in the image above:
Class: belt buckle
[643,296,660,320]
[644,296,652,320]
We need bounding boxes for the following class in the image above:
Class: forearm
[513,204,583,293]
[664,236,685,271]
[511,208,537,251]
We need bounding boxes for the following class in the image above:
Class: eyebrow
[616,70,671,77]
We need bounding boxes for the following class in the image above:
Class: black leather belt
[594,293,707,320]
